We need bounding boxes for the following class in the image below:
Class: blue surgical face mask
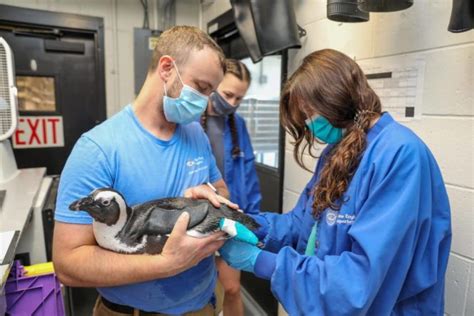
[163,62,209,124]
[305,115,343,144]
[211,92,239,116]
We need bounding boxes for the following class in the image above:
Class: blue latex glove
[219,238,262,273]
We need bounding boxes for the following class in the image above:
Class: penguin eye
[102,199,111,206]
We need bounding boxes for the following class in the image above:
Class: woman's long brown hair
[202,59,251,158]
[280,49,381,218]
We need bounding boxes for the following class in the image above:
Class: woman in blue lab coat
[201,59,261,316]
[219,49,452,315]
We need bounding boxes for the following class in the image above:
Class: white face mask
[163,61,209,124]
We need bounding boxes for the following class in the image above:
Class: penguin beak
[69,196,95,211]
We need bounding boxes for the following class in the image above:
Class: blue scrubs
[211,113,261,215]
[252,113,451,315]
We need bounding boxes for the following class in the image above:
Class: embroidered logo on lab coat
[326,211,356,226]
[326,210,338,226]
[336,213,356,225]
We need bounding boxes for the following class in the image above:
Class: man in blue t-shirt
[53,26,234,315]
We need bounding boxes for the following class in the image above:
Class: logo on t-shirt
[187,156,208,175]
[186,156,204,167]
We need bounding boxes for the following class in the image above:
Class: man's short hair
[148,25,225,73]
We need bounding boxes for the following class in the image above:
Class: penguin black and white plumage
[69,188,260,254]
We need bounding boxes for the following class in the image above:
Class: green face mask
[305,115,343,144]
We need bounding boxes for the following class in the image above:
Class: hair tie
[354,110,377,130]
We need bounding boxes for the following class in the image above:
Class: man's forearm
[54,245,176,287]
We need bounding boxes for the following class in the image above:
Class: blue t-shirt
[55,105,222,314]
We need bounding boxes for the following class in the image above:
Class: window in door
[16,75,56,112]
[239,55,282,169]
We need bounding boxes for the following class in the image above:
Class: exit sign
[13,116,65,149]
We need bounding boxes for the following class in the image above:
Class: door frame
[208,9,288,215]
[207,10,289,315]
[277,49,288,212]
[0,4,107,123]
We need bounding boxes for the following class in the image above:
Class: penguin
[69,188,260,254]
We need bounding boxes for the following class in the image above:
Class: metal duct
[327,0,369,23]
[448,0,474,33]
[230,0,301,63]
[358,0,413,12]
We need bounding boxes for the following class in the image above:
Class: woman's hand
[218,238,262,273]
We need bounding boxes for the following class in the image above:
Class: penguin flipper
[143,201,209,235]
[213,204,260,231]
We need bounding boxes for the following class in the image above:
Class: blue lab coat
[253,113,451,315]
[222,113,261,215]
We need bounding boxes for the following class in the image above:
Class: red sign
[13,116,64,149]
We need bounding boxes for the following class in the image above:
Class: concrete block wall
[0,0,200,117]
[202,1,473,315]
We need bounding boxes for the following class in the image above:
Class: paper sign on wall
[148,37,160,50]
[13,116,64,149]
[358,56,426,122]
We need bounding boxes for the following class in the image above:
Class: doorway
[0,4,106,175]
[207,9,287,315]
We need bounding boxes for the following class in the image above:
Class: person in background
[201,59,262,316]
[218,49,451,315]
